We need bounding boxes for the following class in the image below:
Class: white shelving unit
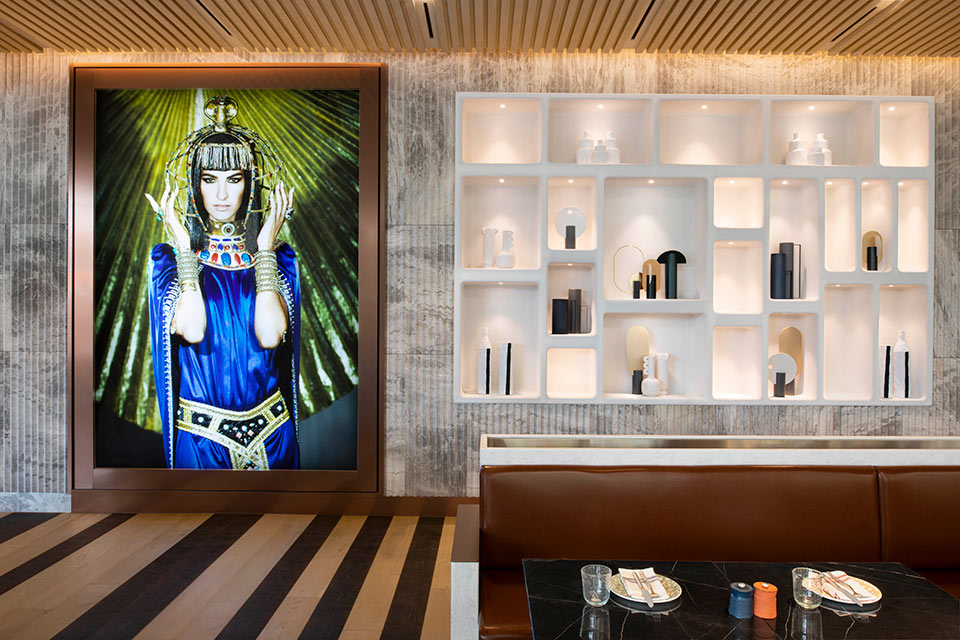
[454,93,934,405]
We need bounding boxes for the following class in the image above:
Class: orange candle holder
[752,581,778,619]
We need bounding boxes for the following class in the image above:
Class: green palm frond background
[94,88,360,433]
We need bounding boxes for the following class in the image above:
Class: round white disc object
[554,206,587,238]
[767,352,798,384]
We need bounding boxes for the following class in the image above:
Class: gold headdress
[165,96,284,232]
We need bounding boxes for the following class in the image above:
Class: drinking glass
[792,567,823,609]
[579,604,610,640]
[581,564,612,606]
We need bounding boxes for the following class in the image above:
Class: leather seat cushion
[479,569,532,640]
[480,465,882,568]
[879,467,960,568]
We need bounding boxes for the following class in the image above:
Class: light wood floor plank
[0,513,108,575]
[257,515,366,640]
[420,516,456,640]
[339,516,419,636]
[134,514,314,640]
[0,514,209,639]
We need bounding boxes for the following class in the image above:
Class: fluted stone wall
[1,51,958,506]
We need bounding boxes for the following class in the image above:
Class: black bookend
[770,253,787,299]
[867,245,878,271]
[883,345,891,398]
[552,299,569,334]
[632,370,643,395]
[632,279,642,299]
[565,225,576,249]
[774,371,786,398]
[568,289,582,334]
[646,274,657,299]
[779,242,794,299]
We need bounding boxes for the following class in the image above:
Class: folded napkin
[619,568,668,600]
[822,571,874,601]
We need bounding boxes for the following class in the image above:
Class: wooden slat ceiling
[0,0,957,57]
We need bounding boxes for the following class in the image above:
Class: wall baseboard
[0,492,72,512]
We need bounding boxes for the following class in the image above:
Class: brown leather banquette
[476,465,959,640]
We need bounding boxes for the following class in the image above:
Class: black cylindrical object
[551,299,569,334]
[632,370,643,394]
[632,279,642,299]
[565,225,576,249]
[568,289,582,334]
[867,245,878,271]
[646,275,657,299]
[770,252,788,299]
[779,242,794,299]
[662,254,679,299]
[774,371,786,398]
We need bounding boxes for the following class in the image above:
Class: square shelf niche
[713,326,763,400]
[714,178,763,228]
[547,177,597,251]
[880,101,930,167]
[714,241,763,314]
[548,98,652,164]
[768,313,818,401]
[659,99,763,165]
[770,100,874,166]
[460,176,541,270]
[547,349,597,399]
[461,98,541,164]
[770,179,819,300]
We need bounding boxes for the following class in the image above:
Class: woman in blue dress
[145,96,301,470]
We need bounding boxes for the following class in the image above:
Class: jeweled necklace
[198,233,254,269]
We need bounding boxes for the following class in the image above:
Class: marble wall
[1,51,958,502]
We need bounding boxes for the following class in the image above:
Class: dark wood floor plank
[380,517,444,640]
[52,514,261,640]
[297,516,392,640]
[0,514,133,597]
[0,514,58,545]
[216,515,340,640]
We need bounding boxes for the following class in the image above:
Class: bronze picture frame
[69,64,385,511]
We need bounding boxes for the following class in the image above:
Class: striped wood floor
[0,511,454,639]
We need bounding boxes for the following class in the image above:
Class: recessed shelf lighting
[597,104,604,109]
[728,180,735,184]
[888,106,896,111]
[648,179,655,184]
[863,181,870,186]
[498,281,504,285]
[781,180,788,185]
[809,105,816,111]
[701,104,708,110]
[567,179,574,183]
[499,103,506,109]
[826,181,833,185]
[498,178,505,183]
[567,263,574,266]
[897,181,904,187]
[728,241,734,245]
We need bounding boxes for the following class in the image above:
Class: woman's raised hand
[258,180,294,251]
[145,175,190,249]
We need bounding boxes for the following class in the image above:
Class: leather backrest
[878,466,960,568]
[480,465,882,569]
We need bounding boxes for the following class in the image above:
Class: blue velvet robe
[148,242,301,469]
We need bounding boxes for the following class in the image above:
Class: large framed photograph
[70,65,384,506]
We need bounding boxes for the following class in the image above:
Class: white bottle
[786,132,806,165]
[477,327,492,395]
[605,131,621,164]
[576,131,594,164]
[495,229,516,268]
[592,139,608,164]
[807,133,832,166]
[892,329,910,398]
[656,353,669,395]
[641,355,660,397]
[481,227,498,268]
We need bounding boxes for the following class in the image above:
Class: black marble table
[523,560,960,639]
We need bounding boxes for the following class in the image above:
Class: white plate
[610,573,682,605]
[820,575,882,605]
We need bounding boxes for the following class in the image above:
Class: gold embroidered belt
[175,389,289,470]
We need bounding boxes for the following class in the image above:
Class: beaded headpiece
[164,96,284,232]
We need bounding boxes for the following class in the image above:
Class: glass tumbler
[581,564,612,606]
[792,567,823,609]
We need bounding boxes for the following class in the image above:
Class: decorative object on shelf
[777,242,802,299]
[568,289,582,334]
[786,133,806,165]
[770,252,788,299]
[643,259,661,299]
[605,131,621,164]
[893,329,910,398]
[779,327,804,395]
[612,245,646,295]
[495,229,516,268]
[768,353,798,398]
[477,326,492,395]
[641,355,660,396]
[728,582,754,619]
[657,250,687,299]
[592,139,609,164]
[481,227,498,268]
[555,206,587,250]
[657,353,670,395]
[626,325,650,395]
[576,131,593,164]
[580,302,592,334]
[862,230,883,271]
[631,273,643,299]
[632,370,643,394]
[882,344,892,399]
[552,299,570,335]
[498,342,513,395]
[807,133,832,166]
